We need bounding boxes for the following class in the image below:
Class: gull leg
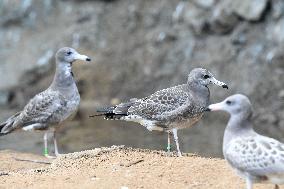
[275,185,279,189]
[44,132,55,159]
[166,131,172,155]
[172,128,182,157]
[245,177,253,189]
[53,130,60,157]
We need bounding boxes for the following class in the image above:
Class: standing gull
[0,47,91,158]
[92,68,228,156]
[207,94,284,189]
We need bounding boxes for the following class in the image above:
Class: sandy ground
[0,146,280,189]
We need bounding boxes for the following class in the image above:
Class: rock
[36,50,53,67]
[271,0,284,20]
[0,0,33,27]
[182,2,208,34]
[279,120,284,129]
[0,91,10,106]
[259,113,278,124]
[231,0,268,21]
[279,90,284,99]
[266,46,284,69]
[231,23,248,45]
[172,1,185,22]
[209,0,239,34]
[193,0,215,9]
[272,18,284,43]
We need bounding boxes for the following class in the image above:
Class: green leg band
[167,144,171,152]
[44,148,48,156]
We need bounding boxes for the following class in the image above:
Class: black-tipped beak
[222,84,228,89]
[204,107,211,112]
[74,53,92,62]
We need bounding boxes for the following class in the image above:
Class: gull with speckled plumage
[207,94,284,189]
[0,47,91,158]
[92,68,228,157]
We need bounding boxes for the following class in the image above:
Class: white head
[55,47,91,65]
[188,68,228,89]
[207,94,253,119]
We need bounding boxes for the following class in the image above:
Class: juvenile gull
[207,94,284,189]
[92,68,228,156]
[0,47,91,158]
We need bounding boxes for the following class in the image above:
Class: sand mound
[0,146,279,189]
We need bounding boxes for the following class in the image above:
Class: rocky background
[0,0,283,157]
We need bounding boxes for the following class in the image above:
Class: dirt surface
[0,146,280,189]
[0,0,284,158]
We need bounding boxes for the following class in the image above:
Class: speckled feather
[225,135,284,176]
[127,84,189,119]
[1,87,78,133]
[19,90,67,126]
[111,84,207,130]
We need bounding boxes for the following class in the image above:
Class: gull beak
[74,52,91,62]
[210,77,228,89]
[207,102,223,111]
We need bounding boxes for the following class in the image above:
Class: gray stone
[183,2,207,34]
[0,0,33,27]
[231,0,268,21]
[271,0,284,20]
[273,18,284,43]
[266,46,284,68]
[279,90,284,99]
[231,24,248,45]
[36,50,53,67]
[279,120,284,129]
[172,2,185,22]
[209,0,238,33]
[0,91,10,106]
[259,113,278,124]
[193,0,215,9]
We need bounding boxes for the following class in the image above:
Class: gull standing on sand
[0,47,91,158]
[92,68,228,156]
[207,94,284,189]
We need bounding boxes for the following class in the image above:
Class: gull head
[188,68,228,89]
[207,94,253,117]
[56,47,91,64]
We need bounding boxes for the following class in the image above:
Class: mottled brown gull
[207,94,284,189]
[0,47,91,158]
[92,68,228,157]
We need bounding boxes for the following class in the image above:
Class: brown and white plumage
[0,47,91,158]
[93,68,228,156]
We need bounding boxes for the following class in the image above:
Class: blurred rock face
[0,0,283,157]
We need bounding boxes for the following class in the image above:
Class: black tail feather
[90,105,128,120]
[96,106,116,113]
[91,99,137,120]
[0,111,21,136]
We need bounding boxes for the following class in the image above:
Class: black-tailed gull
[92,68,228,157]
[0,47,91,158]
[207,94,284,189]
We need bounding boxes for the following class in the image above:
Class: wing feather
[225,135,284,176]
[128,84,190,120]
[16,89,67,127]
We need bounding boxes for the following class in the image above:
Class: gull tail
[90,98,138,120]
[89,106,128,120]
[0,112,21,136]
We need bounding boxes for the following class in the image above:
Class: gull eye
[67,51,72,55]
[203,74,210,79]
[226,100,232,105]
